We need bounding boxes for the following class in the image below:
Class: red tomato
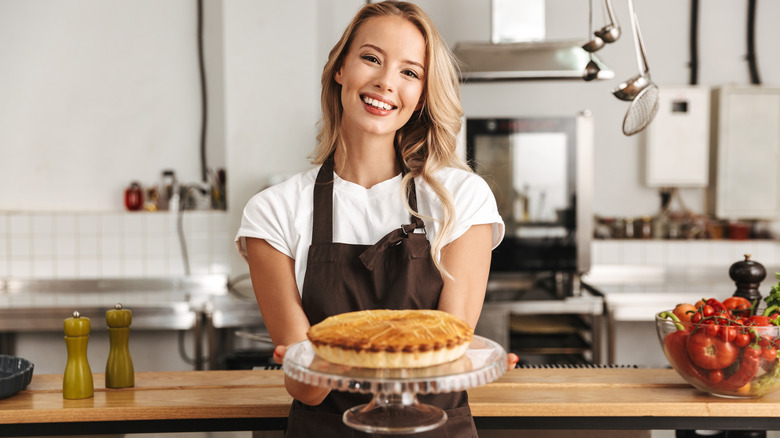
[750,315,771,326]
[719,325,736,343]
[702,319,720,337]
[734,332,751,347]
[686,332,739,370]
[723,296,752,315]
[708,369,724,384]
[702,305,715,318]
[762,347,778,362]
[707,298,727,313]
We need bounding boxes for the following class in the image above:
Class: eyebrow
[360,44,425,71]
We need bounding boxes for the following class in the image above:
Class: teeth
[363,96,393,110]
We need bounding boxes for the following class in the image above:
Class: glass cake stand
[283,335,507,434]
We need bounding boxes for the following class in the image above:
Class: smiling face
[334,15,426,142]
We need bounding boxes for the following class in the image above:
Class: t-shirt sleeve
[447,171,505,249]
[235,186,294,262]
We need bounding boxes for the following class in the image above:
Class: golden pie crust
[306,309,473,368]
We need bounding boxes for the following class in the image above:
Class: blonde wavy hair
[310,1,468,277]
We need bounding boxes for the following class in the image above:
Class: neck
[334,132,400,189]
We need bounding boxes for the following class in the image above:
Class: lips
[361,94,397,111]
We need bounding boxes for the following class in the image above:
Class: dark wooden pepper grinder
[729,254,767,303]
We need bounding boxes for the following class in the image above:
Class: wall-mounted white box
[708,86,780,220]
[645,86,711,188]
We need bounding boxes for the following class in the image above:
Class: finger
[273,345,287,364]
[507,353,519,370]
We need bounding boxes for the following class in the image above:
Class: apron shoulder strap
[405,177,425,229]
[312,156,334,244]
[398,148,426,230]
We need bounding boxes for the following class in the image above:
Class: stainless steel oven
[466,112,593,280]
[465,112,602,364]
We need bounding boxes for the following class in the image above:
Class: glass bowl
[656,312,780,398]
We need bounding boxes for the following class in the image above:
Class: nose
[373,67,394,92]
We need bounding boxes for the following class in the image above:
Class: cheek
[404,86,424,111]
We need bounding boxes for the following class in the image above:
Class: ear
[334,65,344,85]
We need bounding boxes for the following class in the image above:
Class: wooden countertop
[3,368,780,435]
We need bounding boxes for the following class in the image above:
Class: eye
[402,69,420,79]
[361,54,380,64]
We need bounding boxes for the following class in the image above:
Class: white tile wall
[591,239,780,268]
[0,211,231,279]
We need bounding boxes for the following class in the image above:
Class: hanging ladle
[583,57,601,81]
[583,0,620,52]
[594,0,621,43]
[612,0,655,101]
[583,0,602,81]
[617,0,659,135]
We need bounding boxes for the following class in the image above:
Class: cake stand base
[342,391,447,435]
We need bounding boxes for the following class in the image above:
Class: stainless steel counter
[582,264,780,363]
[0,275,231,369]
[0,275,228,330]
[582,264,780,321]
[0,303,197,332]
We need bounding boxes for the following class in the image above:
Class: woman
[236,2,513,436]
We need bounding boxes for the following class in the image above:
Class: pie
[306,309,473,368]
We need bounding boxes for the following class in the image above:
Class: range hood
[453,40,614,82]
[452,0,615,82]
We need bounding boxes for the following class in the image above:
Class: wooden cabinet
[708,86,780,219]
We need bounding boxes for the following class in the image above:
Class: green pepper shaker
[63,311,94,399]
[105,303,135,389]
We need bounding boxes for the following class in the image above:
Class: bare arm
[244,237,330,405]
[436,224,493,328]
[437,224,519,370]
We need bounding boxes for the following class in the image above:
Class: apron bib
[285,155,476,438]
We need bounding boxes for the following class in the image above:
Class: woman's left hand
[273,345,288,364]
[506,353,519,371]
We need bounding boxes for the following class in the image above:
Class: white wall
[0,0,212,211]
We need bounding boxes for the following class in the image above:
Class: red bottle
[124,182,144,211]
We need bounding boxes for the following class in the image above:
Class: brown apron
[285,155,477,438]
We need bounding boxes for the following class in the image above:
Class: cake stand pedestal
[283,335,507,434]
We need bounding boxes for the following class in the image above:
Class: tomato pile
[658,276,780,397]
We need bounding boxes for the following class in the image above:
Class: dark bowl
[0,355,35,399]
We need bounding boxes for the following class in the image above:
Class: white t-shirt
[235,165,505,296]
